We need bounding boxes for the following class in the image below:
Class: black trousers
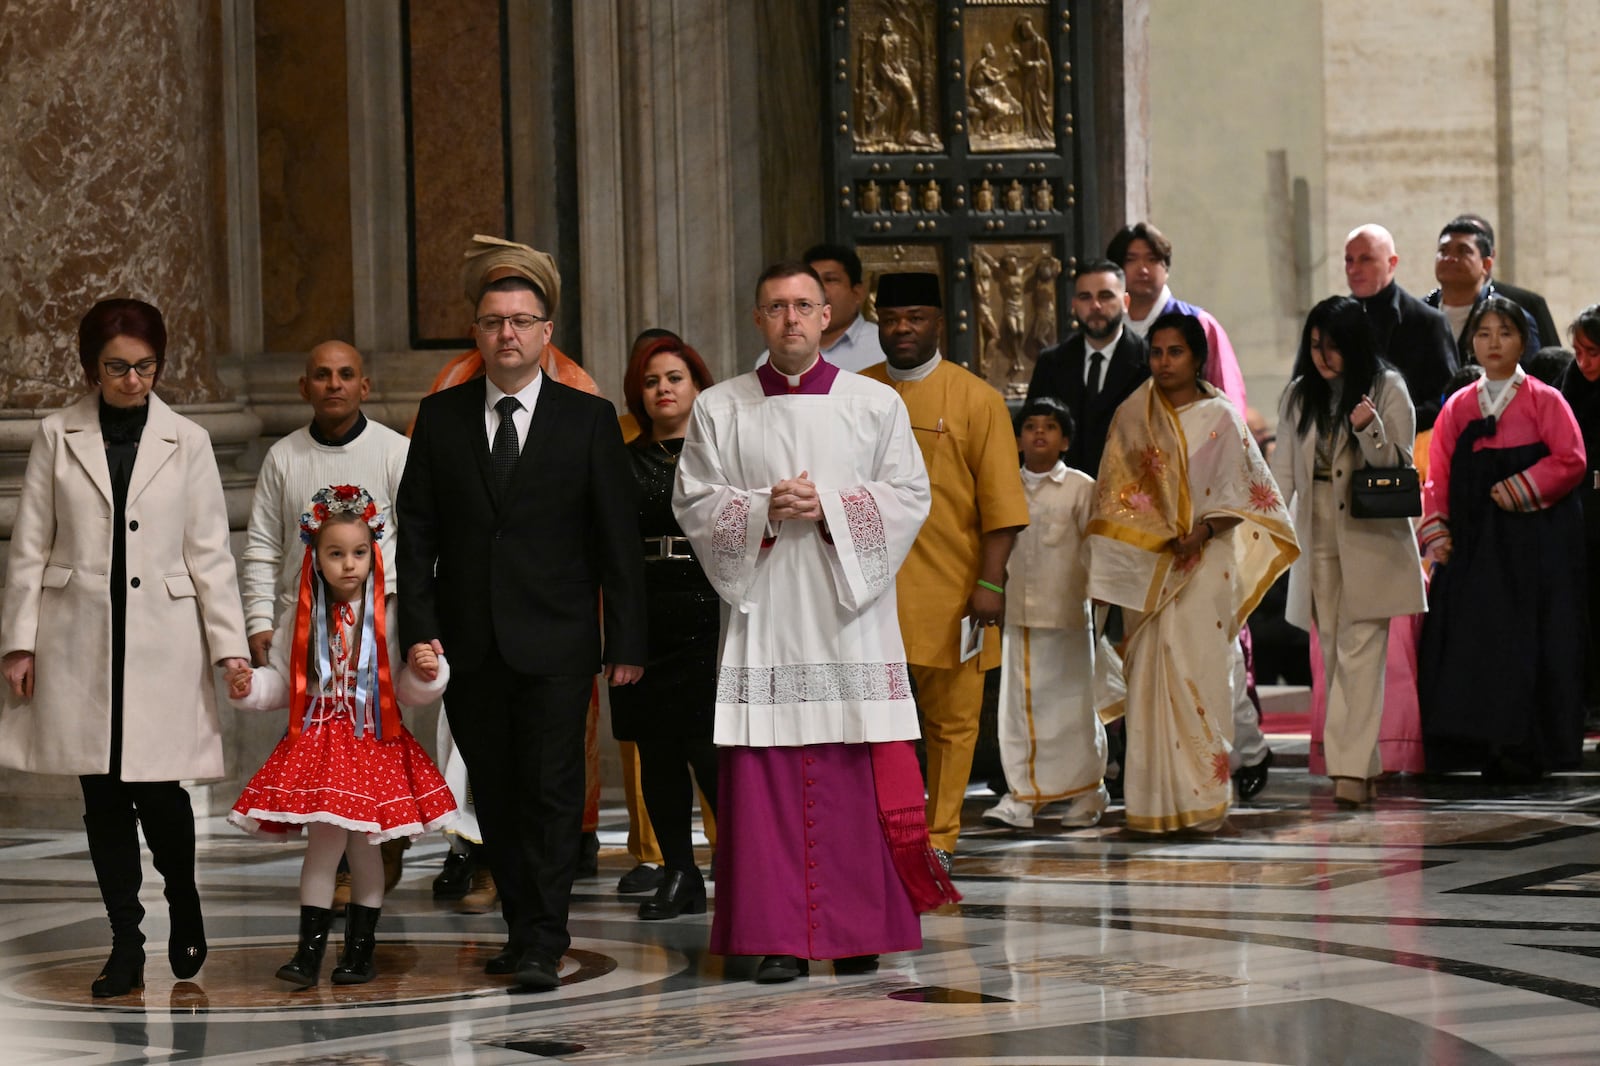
[79,691,197,941]
[445,651,590,961]
[636,735,718,877]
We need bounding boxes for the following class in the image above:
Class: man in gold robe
[862,272,1029,866]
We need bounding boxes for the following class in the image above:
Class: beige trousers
[1311,482,1390,780]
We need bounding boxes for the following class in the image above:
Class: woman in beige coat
[1270,296,1427,808]
[0,299,249,998]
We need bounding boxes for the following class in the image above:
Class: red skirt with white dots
[230,713,458,844]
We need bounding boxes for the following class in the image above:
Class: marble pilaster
[0,0,231,408]
[573,0,745,391]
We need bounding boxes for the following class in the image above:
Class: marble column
[0,0,261,826]
[573,0,745,391]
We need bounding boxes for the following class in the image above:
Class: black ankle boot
[92,941,147,999]
[276,906,335,987]
[136,786,207,978]
[330,903,381,984]
[83,809,147,998]
[638,868,707,920]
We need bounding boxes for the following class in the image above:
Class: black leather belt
[643,535,693,562]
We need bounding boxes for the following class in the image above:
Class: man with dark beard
[1026,261,1150,477]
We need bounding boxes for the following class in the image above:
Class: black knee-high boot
[135,785,207,979]
[331,903,380,984]
[276,906,335,988]
[83,809,146,998]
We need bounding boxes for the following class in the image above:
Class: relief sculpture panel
[850,1,942,153]
[963,4,1054,153]
[972,241,1059,396]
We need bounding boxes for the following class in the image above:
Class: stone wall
[1149,0,1600,423]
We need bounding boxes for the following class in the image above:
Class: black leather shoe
[514,952,561,991]
[754,954,809,983]
[91,943,145,998]
[576,832,600,879]
[638,869,707,920]
[484,941,524,975]
[1233,748,1273,801]
[432,850,474,900]
[617,863,664,894]
[833,954,879,975]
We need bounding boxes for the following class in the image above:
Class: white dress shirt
[483,371,544,452]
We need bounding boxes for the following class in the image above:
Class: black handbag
[1349,466,1421,519]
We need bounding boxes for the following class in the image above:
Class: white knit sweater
[241,421,411,636]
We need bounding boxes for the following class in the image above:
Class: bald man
[242,342,411,662]
[1343,224,1458,431]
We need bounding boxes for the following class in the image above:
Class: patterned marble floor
[3,754,1599,1065]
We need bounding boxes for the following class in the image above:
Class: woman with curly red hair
[610,333,721,919]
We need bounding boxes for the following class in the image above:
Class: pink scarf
[870,740,960,912]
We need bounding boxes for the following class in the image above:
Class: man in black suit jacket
[1025,260,1151,478]
[1455,212,1561,347]
[1344,224,1458,431]
[1424,216,1542,360]
[398,248,645,992]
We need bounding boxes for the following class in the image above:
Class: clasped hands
[770,470,823,523]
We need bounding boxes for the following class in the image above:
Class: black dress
[608,436,720,884]
[608,437,720,742]
[1418,417,1587,775]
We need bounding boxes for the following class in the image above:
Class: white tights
[300,822,384,909]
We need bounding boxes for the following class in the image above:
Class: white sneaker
[981,793,1036,829]
[1057,784,1110,829]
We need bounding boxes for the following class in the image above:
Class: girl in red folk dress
[226,485,456,987]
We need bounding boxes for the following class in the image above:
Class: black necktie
[1087,351,1105,403]
[492,395,522,493]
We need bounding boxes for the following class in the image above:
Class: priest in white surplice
[673,261,957,985]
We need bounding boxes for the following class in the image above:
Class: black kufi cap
[875,272,942,309]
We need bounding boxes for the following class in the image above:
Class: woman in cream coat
[0,299,249,998]
[1270,295,1427,808]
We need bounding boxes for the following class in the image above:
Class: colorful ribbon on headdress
[286,543,402,742]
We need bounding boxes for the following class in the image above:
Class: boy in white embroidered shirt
[983,397,1110,831]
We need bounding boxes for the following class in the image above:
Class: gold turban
[460,233,561,317]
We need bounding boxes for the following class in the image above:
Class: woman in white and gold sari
[1088,312,1298,833]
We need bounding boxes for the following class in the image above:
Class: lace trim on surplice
[717,661,913,705]
[839,486,890,594]
[710,495,752,587]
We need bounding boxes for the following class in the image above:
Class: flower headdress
[299,484,385,545]
[287,484,400,743]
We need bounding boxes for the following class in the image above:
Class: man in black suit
[398,242,645,991]
[1344,223,1458,431]
[1423,215,1542,360]
[1455,212,1561,348]
[1025,260,1150,477]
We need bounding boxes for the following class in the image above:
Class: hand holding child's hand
[224,659,253,699]
[409,639,444,682]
